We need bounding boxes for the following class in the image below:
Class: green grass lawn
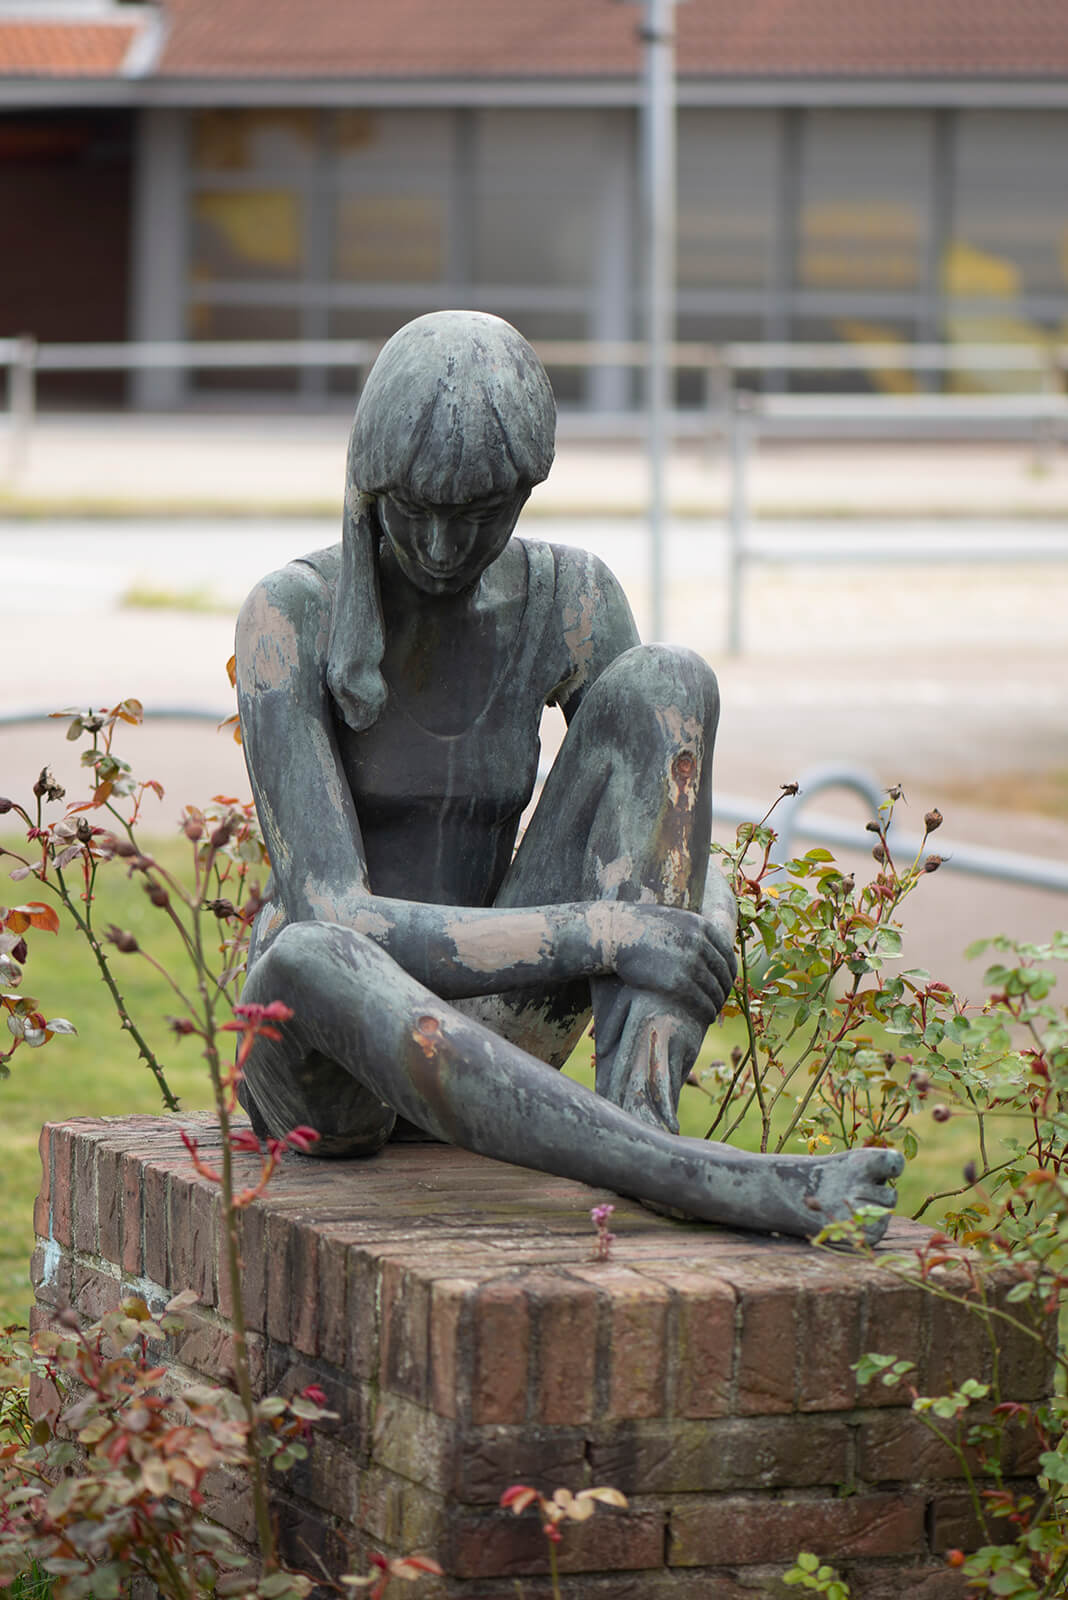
[1,830,1008,1328]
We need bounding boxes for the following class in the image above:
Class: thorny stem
[192,897,276,1572]
[911,1158,1017,1221]
[547,1535,561,1600]
[52,865,179,1112]
[737,935,770,1151]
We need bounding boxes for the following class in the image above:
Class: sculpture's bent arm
[236,565,731,1016]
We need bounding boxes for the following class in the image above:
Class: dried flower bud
[932,1105,951,1123]
[865,820,882,834]
[963,1161,977,1185]
[210,821,233,849]
[872,843,886,864]
[0,798,12,814]
[83,715,104,734]
[780,782,799,796]
[730,1045,742,1068]
[144,882,169,909]
[923,855,945,874]
[109,836,138,858]
[105,925,139,954]
[205,897,235,919]
[183,818,204,842]
[75,819,92,844]
[910,1069,931,1096]
[924,809,943,833]
[882,1051,895,1069]
[33,768,65,802]
[840,873,855,894]
[887,784,903,801]
[169,1016,196,1035]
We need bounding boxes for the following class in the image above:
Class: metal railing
[4,707,1065,901]
[4,332,1068,475]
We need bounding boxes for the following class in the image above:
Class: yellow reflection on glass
[800,203,920,290]
[333,193,442,283]
[193,191,302,278]
[193,110,317,172]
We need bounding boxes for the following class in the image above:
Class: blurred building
[2,0,1067,408]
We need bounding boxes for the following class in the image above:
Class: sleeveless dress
[294,537,575,908]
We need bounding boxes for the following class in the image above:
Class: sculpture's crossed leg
[240,643,903,1240]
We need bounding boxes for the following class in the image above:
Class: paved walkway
[4,410,1068,517]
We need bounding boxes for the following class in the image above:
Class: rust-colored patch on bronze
[672,751,697,785]
[413,1014,441,1058]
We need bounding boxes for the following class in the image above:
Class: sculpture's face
[377,487,528,596]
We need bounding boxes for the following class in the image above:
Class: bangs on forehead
[348,311,555,503]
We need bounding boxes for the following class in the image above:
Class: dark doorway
[0,109,133,405]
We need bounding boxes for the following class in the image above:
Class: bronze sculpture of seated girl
[235,309,902,1240]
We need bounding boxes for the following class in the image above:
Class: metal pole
[7,334,37,484]
[726,389,750,656]
[642,0,676,642]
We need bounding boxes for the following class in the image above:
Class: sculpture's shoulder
[238,546,339,632]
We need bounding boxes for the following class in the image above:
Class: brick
[371,1389,455,1494]
[928,1484,1024,1555]
[798,1274,862,1411]
[95,1141,124,1265]
[274,1492,361,1582]
[51,1124,74,1248]
[30,1241,72,1310]
[347,1248,381,1382]
[429,1276,475,1420]
[589,1413,850,1496]
[141,1160,170,1287]
[120,1148,144,1275]
[198,1465,257,1544]
[860,1275,928,1406]
[858,1407,1039,1485]
[171,1305,264,1391]
[651,1268,734,1419]
[318,1230,351,1368]
[448,1501,662,1580]
[70,1261,121,1323]
[71,1135,99,1255]
[735,1270,797,1416]
[669,1490,927,1567]
[453,1422,587,1504]
[925,1268,993,1397]
[528,1273,597,1425]
[359,1463,447,1553]
[168,1177,217,1306]
[844,1565,967,1600]
[231,1197,267,1333]
[285,1430,361,1522]
[470,1278,530,1424]
[32,1124,51,1240]
[379,1260,430,1405]
[450,1576,788,1600]
[571,1265,669,1420]
[988,1274,1058,1401]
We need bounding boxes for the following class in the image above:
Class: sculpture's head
[328,311,556,727]
[349,309,556,504]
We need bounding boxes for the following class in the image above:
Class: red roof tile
[0,21,137,77]
[157,0,1068,79]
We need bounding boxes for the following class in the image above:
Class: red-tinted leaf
[21,903,61,934]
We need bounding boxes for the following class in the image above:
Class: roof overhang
[3,72,1068,112]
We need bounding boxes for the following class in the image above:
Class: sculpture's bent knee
[241,921,399,1158]
[588,642,719,731]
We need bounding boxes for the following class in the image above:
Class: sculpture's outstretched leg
[240,919,901,1241]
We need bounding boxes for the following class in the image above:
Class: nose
[423,512,452,564]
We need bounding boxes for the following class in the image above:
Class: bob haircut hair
[327,311,557,732]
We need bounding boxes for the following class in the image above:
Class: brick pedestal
[32,1115,1053,1598]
